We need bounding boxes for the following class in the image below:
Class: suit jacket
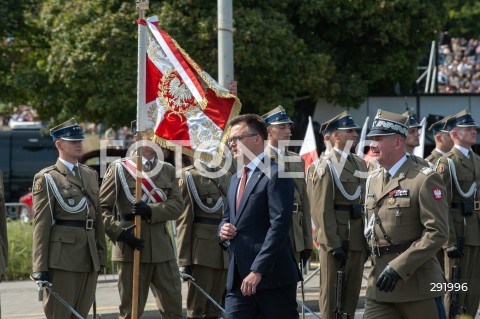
[0,171,8,277]
[176,164,230,269]
[32,159,107,272]
[307,151,367,252]
[436,147,480,246]
[100,158,183,263]
[220,160,298,291]
[265,146,313,253]
[365,159,448,302]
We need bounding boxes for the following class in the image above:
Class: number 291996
[430,282,468,292]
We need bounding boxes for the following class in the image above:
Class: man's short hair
[230,114,268,140]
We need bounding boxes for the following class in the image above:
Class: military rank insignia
[436,163,445,174]
[33,180,43,194]
[432,188,442,200]
[178,178,184,187]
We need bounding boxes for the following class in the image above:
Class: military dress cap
[50,118,85,141]
[444,109,479,131]
[402,111,422,128]
[320,111,359,135]
[367,109,409,137]
[428,115,451,135]
[261,105,294,126]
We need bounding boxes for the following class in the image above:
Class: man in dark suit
[219,114,299,318]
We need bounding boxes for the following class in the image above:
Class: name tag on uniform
[389,189,409,197]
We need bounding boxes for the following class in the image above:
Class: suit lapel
[56,159,83,189]
[453,148,475,173]
[233,167,265,224]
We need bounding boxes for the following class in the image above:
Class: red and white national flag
[299,116,318,172]
[143,16,241,157]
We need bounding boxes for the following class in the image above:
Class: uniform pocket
[50,232,76,266]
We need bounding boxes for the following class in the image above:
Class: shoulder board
[445,152,455,158]
[183,165,195,171]
[419,166,434,176]
[370,167,382,177]
[79,163,95,172]
[39,165,56,174]
[158,160,175,168]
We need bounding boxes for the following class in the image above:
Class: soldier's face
[57,139,83,162]
[405,127,420,148]
[267,124,292,145]
[333,129,358,150]
[451,127,477,147]
[369,135,403,168]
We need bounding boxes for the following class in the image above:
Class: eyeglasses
[227,133,258,144]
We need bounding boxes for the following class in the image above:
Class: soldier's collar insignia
[317,167,325,178]
[178,178,184,187]
[33,180,43,194]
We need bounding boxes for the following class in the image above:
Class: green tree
[1,0,448,126]
[445,1,480,39]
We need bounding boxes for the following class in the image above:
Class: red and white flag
[143,16,241,157]
[299,116,318,172]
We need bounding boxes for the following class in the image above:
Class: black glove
[117,225,145,250]
[98,266,105,275]
[332,247,347,266]
[133,201,152,220]
[179,266,192,281]
[376,265,400,292]
[31,271,50,284]
[364,250,371,263]
[446,245,463,258]
[300,249,312,267]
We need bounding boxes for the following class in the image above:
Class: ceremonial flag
[413,117,426,158]
[299,116,318,172]
[144,16,241,157]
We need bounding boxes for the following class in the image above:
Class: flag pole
[133,1,149,319]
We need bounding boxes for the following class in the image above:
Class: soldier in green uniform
[425,116,453,166]
[31,118,107,318]
[176,158,231,319]
[100,122,183,319]
[0,170,8,281]
[424,115,453,272]
[364,110,448,319]
[261,106,313,266]
[402,111,431,167]
[306,111,367,319]
[435,109,480,319]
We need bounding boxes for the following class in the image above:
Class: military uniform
[31,119,107,319]
[306,111,367,319]
[176,163,230,319]
[266,146,313,262]
[100,157,183,319]
[425,149,445,166]
[262,106,313,264]
[363,110,448,319]
[0,170,8,279]
[435,110,480,318]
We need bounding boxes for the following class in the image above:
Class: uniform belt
[293,203,303,213]
[371,241,414,257]
[334,204,352,212]
[193,216,221,225]
[55,219,95,230]
[120,214,147,221]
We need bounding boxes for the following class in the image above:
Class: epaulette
[183,165,195,172]
[38,165,56,174]
[79,163,96,172]
[158,160,175,168]
[418,166,434,176]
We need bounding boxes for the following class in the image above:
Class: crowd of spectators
[437,32,480,93]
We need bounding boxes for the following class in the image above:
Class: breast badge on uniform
[178,178,184,187]
[317,167,326,178]
[388,197,396,205]
[436,163,445,174]
[33,180,43,194]
[432,188,442,200]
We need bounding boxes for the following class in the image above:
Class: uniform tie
[382,171,391,189]
[237,167,250,209]
[144,161,152,172]
[72,165,82,183]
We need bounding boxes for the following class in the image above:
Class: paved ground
[1,264,479,319]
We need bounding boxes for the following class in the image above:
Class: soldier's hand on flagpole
[117,225,145,250]
[133,201,152,220]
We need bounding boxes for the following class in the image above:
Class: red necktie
[237,167,249,209]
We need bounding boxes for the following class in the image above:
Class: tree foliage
[0,0,449,127]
